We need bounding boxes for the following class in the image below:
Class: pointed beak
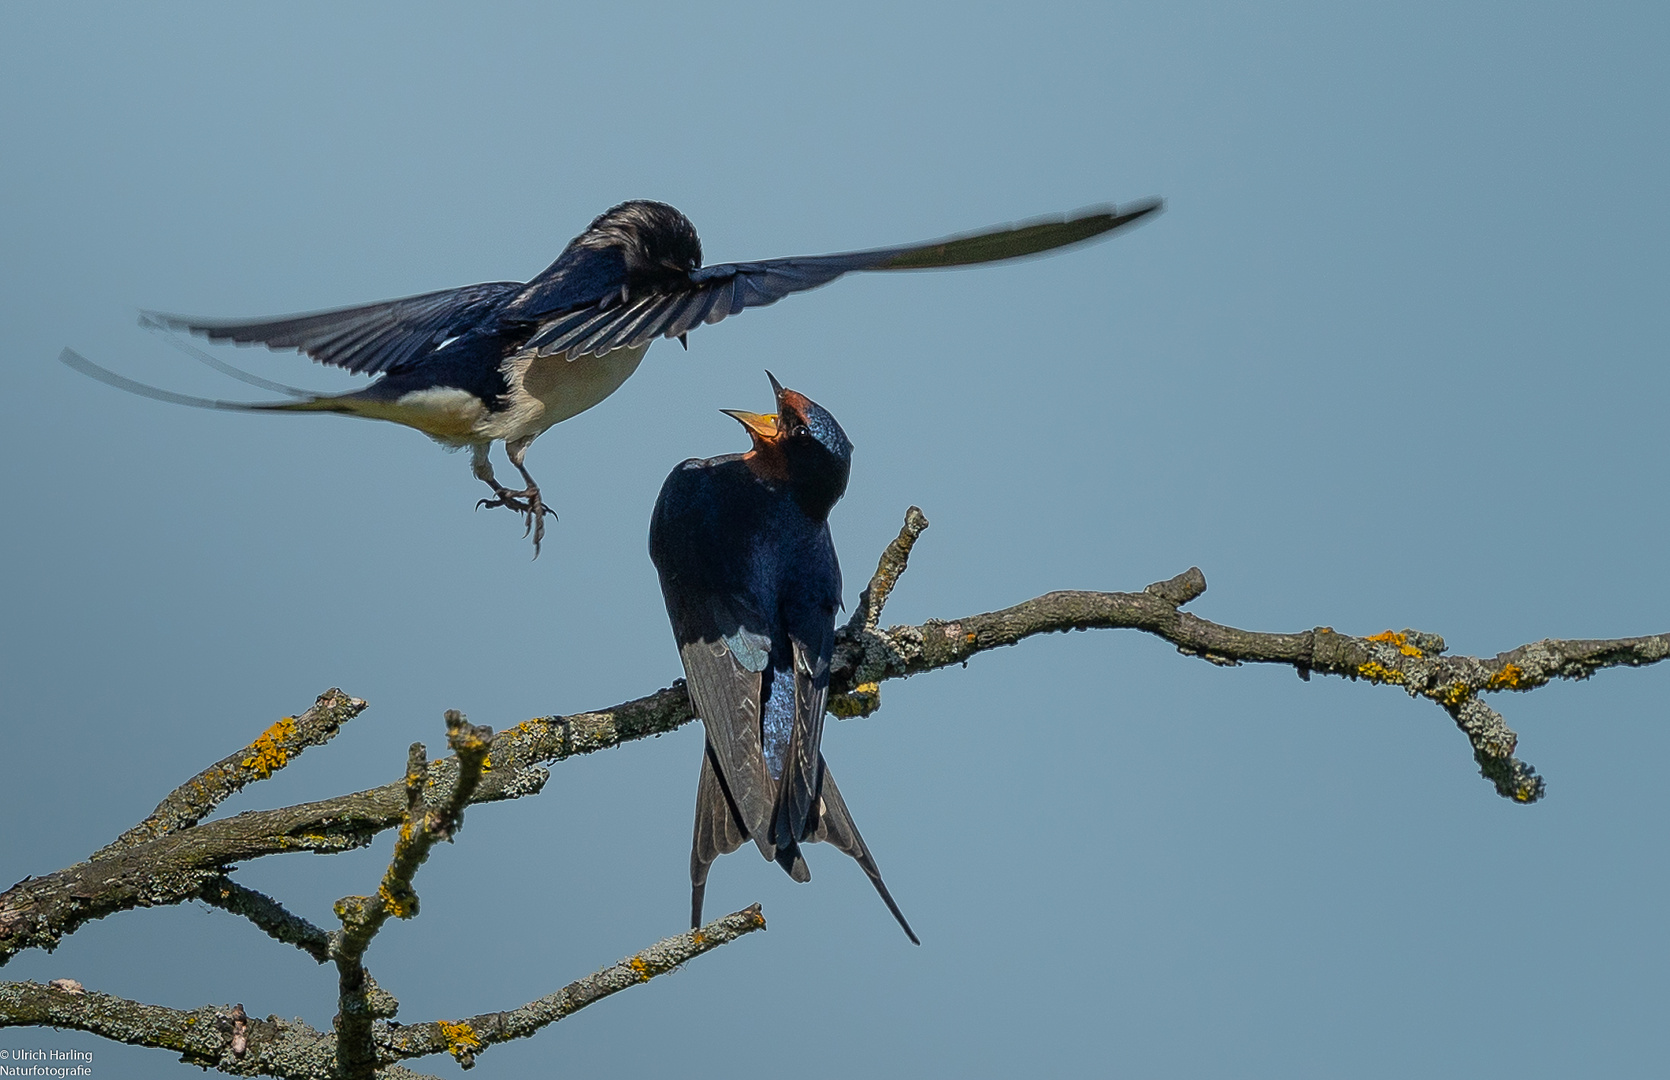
[721,409,780,439]
[765,370,785,401]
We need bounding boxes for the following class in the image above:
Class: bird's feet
[477,483,558,557]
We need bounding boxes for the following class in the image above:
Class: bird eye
[791,424,811,438]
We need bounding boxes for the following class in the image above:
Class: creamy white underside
[328,342,651,448]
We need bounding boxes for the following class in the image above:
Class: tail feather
[61,348,338,414]
[775,839,811,883]
[138,316,321,398]
[810,761,919,945]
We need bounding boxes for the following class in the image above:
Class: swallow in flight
[649,373,916,942]
[62,197,1160,554]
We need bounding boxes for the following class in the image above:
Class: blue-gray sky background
[3,3,1667,1077]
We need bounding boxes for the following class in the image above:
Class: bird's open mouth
[721,409,780,439]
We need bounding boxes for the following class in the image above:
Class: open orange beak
[721,409,781,440]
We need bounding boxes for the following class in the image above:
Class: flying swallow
[62,197,1161,554]
[648,374,915,942]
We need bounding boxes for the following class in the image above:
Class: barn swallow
[62,197,1161,554]
[648,374,915,943]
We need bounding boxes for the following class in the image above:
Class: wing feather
[773,636,831,854]
[658,291,707,341]
[146,280,523,376]
[612,293,679,352]
[528,199,1161,360]
[676,633,775,857]
[690,742,747,928]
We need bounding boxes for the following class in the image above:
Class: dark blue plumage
[66,196,1160,553]
[649,374,916,943]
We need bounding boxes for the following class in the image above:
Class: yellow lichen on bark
[240,717,298,778]
[1434,683,1473,707]
[378,884,413,918]
[829,682,882,718]
[1356,661,1405,684]
[1488,663,1527,690]
[438,1020,481,1060]
[1366,630,1424,658]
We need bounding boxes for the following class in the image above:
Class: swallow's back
[649,379,915,943]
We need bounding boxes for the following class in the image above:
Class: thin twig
[93,689,366,859]
[333,711,492,1080]
[846,505,930,634]
[195,877,332,964]
[830,506,930,717]
[380,905,767,1069]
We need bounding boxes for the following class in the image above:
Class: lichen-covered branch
[4,511,1666,971]
[830,507,930,717]
[195,877,332,964]
[93,690,366,860]
[845,505,930,636]
[831,565,1668,802]
[333,712,492,1080]
[380,905,766,1069]
[0,905,765,1078]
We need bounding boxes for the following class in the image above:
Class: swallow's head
[581,200,703,281]
[724,373,851,518]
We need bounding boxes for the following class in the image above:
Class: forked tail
[60,348,343,414]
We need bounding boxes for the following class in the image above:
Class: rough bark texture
[330,713,494,1080]
[0,907,765,1078]
[196,877,332,964]
[93,690,367,860]
[1,508,1663,1076]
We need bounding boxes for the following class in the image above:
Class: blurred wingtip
[1115,195,1165,222]
[1071,195,1164,231]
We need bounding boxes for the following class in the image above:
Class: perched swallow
[649,374,915,942]
[62,198,1161,554]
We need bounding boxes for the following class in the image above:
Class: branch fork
[4,506,1666,1076]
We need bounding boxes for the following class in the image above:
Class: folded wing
[677,628,774,856]
[690,741,748,928]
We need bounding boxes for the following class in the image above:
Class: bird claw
[477,487,558,557]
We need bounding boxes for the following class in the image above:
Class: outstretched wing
[526,198,1163,359]
[146,280,524,376]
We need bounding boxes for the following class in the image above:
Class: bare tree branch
[93,690,366,860]
[0,906,766,1077]
[0,979,308,1076]
[831,564,1668,802]
[831,506,930,717]
[195,877,332,964]
[4,510,1665,971]
[846,505,930,635]
[379,905,767,1069]
[333,712,493,1079]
